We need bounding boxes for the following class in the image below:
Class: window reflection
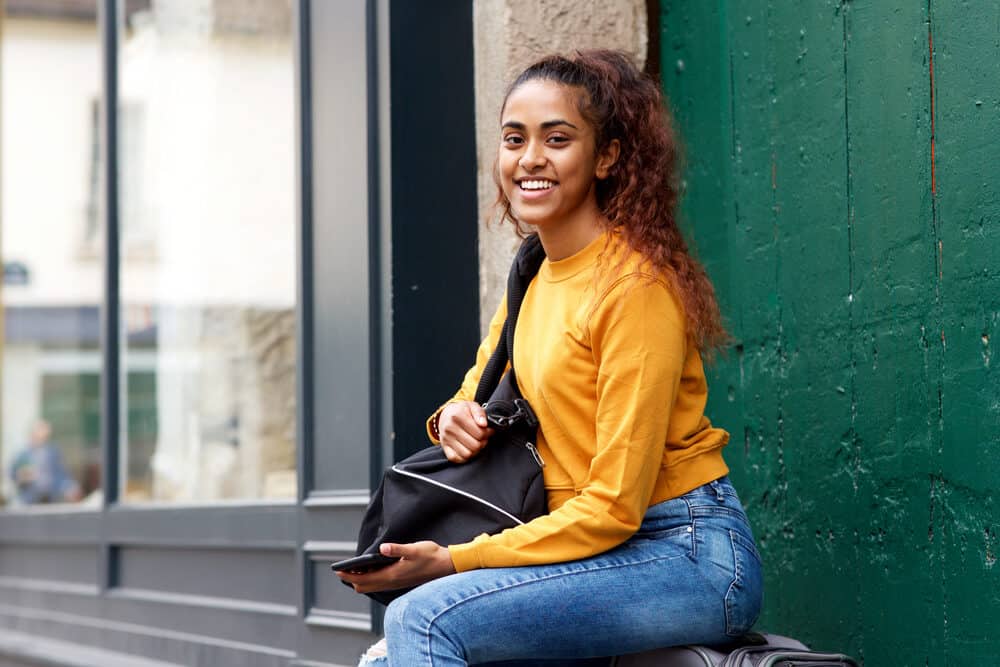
[1,0,104,509]
[119,0,297,503]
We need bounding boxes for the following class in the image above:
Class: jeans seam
[724,528,743,636]
[423,552,690,654]
[680,496,696,558]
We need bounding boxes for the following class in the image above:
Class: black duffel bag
[341,235,549,605]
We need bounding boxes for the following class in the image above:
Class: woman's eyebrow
[541,119,578,130]
[501,119,580,130]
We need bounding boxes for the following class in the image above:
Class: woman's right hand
[438,401,494,463]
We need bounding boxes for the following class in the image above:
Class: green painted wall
[660,2,999,665]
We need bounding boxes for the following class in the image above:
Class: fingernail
[379,544,391,556]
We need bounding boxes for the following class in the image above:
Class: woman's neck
[535,205,605,261]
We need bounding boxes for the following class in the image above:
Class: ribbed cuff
[447,541,484,573]
[424,403,451,445]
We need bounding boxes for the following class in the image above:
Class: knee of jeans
[383,594,428,641]
[383,590,463,659]
[382,596,407,639]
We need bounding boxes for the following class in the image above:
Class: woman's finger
[448,402,492,439]
[468,402,490,429]
[441,442,471,463]
[442,423,484,452]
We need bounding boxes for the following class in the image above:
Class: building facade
[0,1,648,665]
[0,1,481,665]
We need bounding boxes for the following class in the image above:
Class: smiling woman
[342,50,762,667]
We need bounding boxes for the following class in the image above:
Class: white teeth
[520,179,554,191]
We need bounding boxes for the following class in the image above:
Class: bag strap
[473,234,546,405]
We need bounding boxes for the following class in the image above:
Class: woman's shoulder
[588,247,683,330]
[595,234,677,303]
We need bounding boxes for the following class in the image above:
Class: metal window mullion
[293,0,315,629]
[98,0,121,593]
[368,0,391,635]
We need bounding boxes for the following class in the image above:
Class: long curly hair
[496,50,727,353]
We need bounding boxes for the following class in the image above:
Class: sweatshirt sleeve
[425,293,508,444]
[448,276,687,570]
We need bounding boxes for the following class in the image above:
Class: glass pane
[118,1,297,503]
[1,1,103,509]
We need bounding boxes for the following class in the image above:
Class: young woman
[338,50,763,666]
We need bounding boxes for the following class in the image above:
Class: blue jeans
[368,476,762,667]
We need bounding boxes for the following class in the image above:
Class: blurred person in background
[9,419,81,505]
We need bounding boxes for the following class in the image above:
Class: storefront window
[118,0,297,502]
[1,0,103,509]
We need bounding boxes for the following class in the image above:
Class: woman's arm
[448,276,688,571]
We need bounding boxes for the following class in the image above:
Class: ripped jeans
[358,476,762,667]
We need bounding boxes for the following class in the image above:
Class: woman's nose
[519,143,546,169]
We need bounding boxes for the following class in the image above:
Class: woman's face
[498,80,614,230]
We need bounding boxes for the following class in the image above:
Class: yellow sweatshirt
[428,232,730,572]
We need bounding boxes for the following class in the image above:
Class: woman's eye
[503,135,524,146]
[547,135,569,145]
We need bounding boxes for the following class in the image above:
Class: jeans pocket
[630,523,695,559]
[724,528,763,637]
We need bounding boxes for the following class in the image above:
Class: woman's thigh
[383,499,755,665]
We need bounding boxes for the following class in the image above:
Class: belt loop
[710,479,724,502]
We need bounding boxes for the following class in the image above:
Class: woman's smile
[516,177,558,199]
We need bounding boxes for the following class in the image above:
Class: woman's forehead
[501,79,587,124]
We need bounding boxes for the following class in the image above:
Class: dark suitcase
[612,633,860,666]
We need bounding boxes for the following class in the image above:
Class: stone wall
[472,0,648,332]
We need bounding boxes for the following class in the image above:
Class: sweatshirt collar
[539,231,612,283]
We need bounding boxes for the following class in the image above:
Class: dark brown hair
[497,50,727,352]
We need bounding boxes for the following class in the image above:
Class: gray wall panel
[0,585,98,617]
[0,582,298,656]
[299,625,374,667]
[307,550,370,621]
[0,545,98,584]
[0,607,291,667]
[0,512,101,544]
[116,547,297,606]
[100,594,298,652]
[302,505,366,544]
[107,505,297,547]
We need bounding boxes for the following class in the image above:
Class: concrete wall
[662,2,1000,664]
[472,0,648,332]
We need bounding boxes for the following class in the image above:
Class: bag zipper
[390,465,526,526]
[526,442,545,467]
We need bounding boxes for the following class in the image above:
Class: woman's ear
[595,139,620,180]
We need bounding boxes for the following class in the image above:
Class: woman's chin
[508,207,554,229]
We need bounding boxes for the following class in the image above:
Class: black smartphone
[330,553,400,574]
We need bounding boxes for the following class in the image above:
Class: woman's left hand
[336,541,456,594]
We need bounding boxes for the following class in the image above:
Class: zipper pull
[525,442,545,467]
